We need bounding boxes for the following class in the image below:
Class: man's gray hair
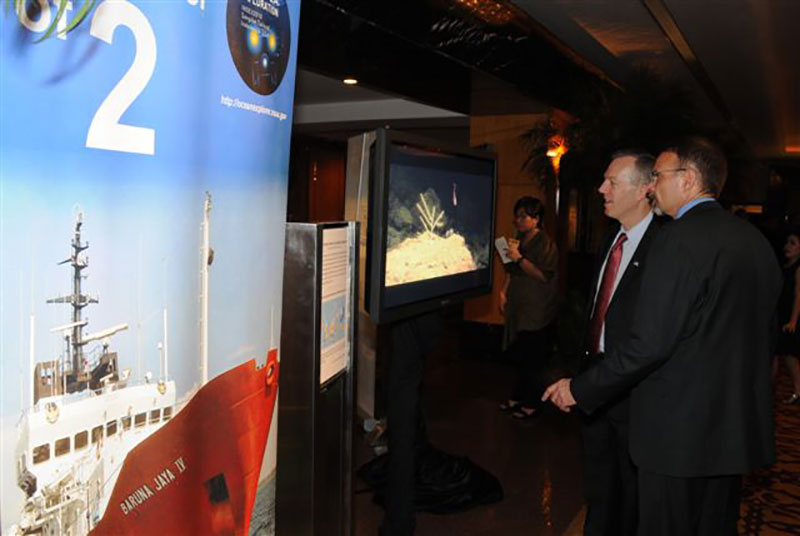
[610,149,656,186]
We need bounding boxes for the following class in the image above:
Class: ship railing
[27,469,85,515]
[29,372,169,411]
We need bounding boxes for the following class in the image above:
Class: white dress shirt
[593,210,654,353]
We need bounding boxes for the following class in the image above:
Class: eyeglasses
[650,168,686,179]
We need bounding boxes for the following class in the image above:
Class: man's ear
[641,181,655,201]
[680,167,698,195]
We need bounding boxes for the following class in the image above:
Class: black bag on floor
[357,445,504,514]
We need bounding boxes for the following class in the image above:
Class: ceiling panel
[666,0,800,157]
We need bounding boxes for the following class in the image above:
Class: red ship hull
[91,350,279,535]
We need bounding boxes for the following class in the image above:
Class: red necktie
[588,233,627,354]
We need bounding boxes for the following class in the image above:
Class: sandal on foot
[499,400,521,412]
[511,407,538,419]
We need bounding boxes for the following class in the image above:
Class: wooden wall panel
[309,152,346,222]
[288,136,347,223]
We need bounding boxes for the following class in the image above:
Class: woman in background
[775,229,800,404]
[499,196,559,419]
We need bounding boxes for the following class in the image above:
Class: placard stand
[276,222,358,536]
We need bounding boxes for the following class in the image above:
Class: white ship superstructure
[12,212,177,535]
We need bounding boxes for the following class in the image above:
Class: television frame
[365,128,497,324]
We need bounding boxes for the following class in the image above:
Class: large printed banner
[0,0,299,534]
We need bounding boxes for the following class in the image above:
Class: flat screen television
[366,129,497,324]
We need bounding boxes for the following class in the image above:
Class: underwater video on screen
[384,143,494,290]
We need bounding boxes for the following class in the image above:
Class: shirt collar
[676,197,715,219]
[619,210,653,243]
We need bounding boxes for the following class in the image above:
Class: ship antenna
[19,271,25,412]
[163,307,169,380]
[162,256,169,381]
[29,259,35,409]
[47,210,97,390]
[29,313,35,409]
[200,192,212,386]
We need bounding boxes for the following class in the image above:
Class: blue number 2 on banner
[86,0,156,156]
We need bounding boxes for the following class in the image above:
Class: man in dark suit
[580,149,662,536]
[544,137,781,535]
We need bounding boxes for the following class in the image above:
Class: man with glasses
[544,137,781,535]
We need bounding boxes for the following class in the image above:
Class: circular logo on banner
[226,0,291,95]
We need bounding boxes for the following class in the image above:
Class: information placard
[320,226,351,385]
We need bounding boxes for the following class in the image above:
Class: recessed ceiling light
[342,77,358,85]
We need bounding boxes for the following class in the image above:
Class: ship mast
[47,212,97,377]
[200,193,212,386]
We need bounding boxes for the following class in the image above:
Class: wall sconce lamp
[546,136,567,174]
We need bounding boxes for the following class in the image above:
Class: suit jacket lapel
[607,217,659,310]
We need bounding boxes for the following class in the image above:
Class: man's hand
[783,320,797,333]
[499,291,507,315]
[542,378,576,412]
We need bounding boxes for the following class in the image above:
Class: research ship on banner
[12,194,280,535]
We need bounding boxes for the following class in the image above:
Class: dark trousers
[507,324,554,408]
[637,470,741,536]
[580,399,637,536]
